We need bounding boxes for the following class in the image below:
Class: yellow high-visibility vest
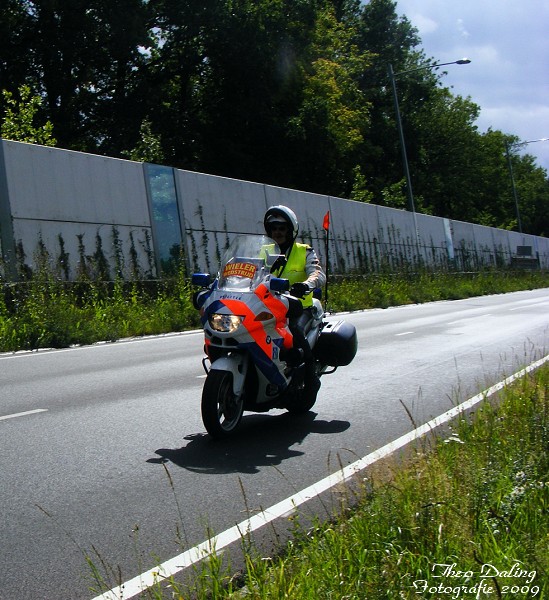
[272,243,312,307]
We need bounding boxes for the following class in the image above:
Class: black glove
[290,282,309,298]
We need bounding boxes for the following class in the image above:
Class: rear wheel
[286,361,321,414]
[286,381,320,414]
[201,370,244,438]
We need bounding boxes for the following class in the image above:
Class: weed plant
[1,268,548,352]
[125,364,547,599]
[326,270,549,311]
[0,265,199,352]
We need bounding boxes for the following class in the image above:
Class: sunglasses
[270,224,288,232]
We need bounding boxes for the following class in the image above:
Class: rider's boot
[282,346,305,367]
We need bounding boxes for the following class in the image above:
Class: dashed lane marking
[0,409,48,421]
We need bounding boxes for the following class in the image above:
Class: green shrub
[1,268,548,353]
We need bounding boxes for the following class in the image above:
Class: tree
[0,0,547,234]
[0,0,34,105]
[355,0,425,205]
[1,84,56,146]
[122,118,164,163]
[411,88,482,220]
[504,144,549,236]
[284,3,373,196]
[140,0,225,170]
[188,0,321,184]
[22,0,151,152]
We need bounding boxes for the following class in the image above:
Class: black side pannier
[314,320,358,366]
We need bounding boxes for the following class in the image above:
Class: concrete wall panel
[12,218,154,277]
[2,140,548,279]
[175,169,267,273]
[414,213,450,266]
[176,169,266,234]
[322,198,378,271]
[4,140,149,226]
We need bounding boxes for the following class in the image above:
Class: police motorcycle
[192,234,357,439]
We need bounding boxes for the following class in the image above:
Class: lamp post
[505,137,549,234]
[388,59,471,214]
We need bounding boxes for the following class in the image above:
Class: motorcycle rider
[263,205,326,400]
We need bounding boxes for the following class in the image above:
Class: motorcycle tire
[201,370,244,438]
[285,385,318,414]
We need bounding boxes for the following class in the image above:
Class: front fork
[203,352,249,397]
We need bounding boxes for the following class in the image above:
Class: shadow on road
[147,411,350,474]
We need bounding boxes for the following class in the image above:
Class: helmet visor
[266,214,289,233]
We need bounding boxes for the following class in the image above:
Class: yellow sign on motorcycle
[222,262,257,279]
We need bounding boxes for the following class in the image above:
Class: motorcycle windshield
[218,234,282,292]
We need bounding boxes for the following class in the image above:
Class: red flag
[323,210,330,231]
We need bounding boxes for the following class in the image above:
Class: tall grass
[1,268,548,353]
[327,270,549,311]
[250,371,548,600]
[0,268,199,352]
[132,363,546,599]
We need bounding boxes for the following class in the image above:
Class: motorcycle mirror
[192,273,212,287]
[269,255,287,274]
[266,253,285,267]
[270,277,290,293]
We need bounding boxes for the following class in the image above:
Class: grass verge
[326,270,549,311]
[225,366,548,600]
[1,269,548,352]
[89,361,549,599]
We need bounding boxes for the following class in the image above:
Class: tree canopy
[1,0,547,234]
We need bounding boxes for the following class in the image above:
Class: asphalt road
[1,288,549,600]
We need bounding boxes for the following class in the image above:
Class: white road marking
[0,409,48,421]
[395,331,414,336]
[508,298,549,308]
[506,303,549,311]
[0,330,204,360]
[90,353,549,600]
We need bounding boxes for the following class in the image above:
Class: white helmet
[264,205,299,240]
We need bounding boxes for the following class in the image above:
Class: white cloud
[408,13,438,35]
[394,0,549,172]
[478,105,549,170]
[456,19,470,39]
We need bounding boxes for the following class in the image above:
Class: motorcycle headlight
[209,313,243,333]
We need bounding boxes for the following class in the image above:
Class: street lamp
[505,137,549,234]
[388,59,471,214]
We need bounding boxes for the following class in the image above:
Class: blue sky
[394,0,549,173]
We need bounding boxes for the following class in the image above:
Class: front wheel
[201,370,244,439]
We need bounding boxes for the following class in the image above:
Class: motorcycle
[192,234,357,439]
